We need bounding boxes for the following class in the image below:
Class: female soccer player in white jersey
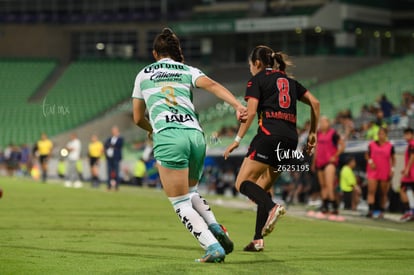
[132,28,248,263]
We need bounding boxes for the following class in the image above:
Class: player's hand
[224,141,239,160]
[147,131,153,141]
[306,132,316,155]
[370,162,376,170]
[236,105,248,123]
[402,168,409,177]
[310,162,316,173]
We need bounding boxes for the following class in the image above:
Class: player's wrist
[368,158,373,164]
[234,135,242,143]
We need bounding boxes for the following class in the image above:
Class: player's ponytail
[153,28,184,63]
[250,45,293,75]
[272,51,293,73]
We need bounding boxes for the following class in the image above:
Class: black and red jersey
[245,68,308,140]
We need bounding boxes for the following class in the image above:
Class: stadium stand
[297,55,414,126]
[0,59,57,146]
[0,59,145,147]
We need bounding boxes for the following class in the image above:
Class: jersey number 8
[161,86,178,106]
[277,78,291,109]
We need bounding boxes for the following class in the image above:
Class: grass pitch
[1,177,414,275]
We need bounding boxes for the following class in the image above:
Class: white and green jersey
[132,58,204,133]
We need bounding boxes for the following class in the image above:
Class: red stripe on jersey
[247,81,253,88]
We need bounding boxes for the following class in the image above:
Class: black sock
[403,202,410,212]
[331,200,338,211]
[239,181,275,212]
[254,204,267,240]
[369,204,375,212]
[322,199,329,211]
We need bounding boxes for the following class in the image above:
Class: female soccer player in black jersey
[224,45,320,251]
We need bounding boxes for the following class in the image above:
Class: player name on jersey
[265,111,297,123]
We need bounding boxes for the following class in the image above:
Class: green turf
[1,177,414,275]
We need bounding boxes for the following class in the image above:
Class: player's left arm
[223,98,258,159]
[299,91,320,155]
[403,145,414,177]
[132,98,153,135]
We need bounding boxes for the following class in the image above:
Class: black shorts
[39,155,49,164]
[401,181,414,191]
[246,133,298,168]
[89,157,99,166]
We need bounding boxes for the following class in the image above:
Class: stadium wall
[0,25,71,62]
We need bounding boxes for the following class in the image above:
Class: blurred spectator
[297,120,310,151]
[397,110,409,129]
[365,120,380,141]
[133,157,146,186]
[340,156,361,210]
[375,109,387,128]
[360,104,373,119]
[217,167,237,196]
[57,158,66,179]
[76,159,84,182]
[105,126,124,191]
[201,166,220,194]
[3,144,12,172]
[365,127,395,218]
[19,144,31,176]
[401,92,414,116]
[6,144,21,177]
[64,133,82,188]
[379,95,394,120]
[0,149,4,175]
[275,172,294,203]
[88,134,104,188]
[400,127,414,221]
[35,133,53,182]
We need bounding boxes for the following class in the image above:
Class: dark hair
[153,28,184,63]
[344,156,355,165]
[378,126,388,135]
[249,45,293,73]
[404,127,414,134]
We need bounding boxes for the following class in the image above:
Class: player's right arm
[195,76,247,122]
[132,98,153,135]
